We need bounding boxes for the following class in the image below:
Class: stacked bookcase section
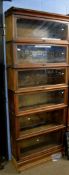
[5,7,69,170]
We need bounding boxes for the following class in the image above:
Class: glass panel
[18,69,66,88]
[19,131,62,157]
[17,45,66,64]
[19,109,64,133]
[18,90,64,111]
[16,18,68,40]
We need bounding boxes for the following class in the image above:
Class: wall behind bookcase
[3,0,69,14]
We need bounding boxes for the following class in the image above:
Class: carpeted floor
[0,158,69,175]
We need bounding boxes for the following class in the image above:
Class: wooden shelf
[17,124,66,140]
[17,144,63,162]
[14,84,68,93]
[7,63,68,69]
[16,104,67,117]
[16,104,67,116]
[6,39,69,45]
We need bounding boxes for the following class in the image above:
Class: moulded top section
[5,6,69,22]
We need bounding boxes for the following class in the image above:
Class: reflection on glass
[19,110,64,132]
[17,45,66,64]
[18,69,65,88]
[19,131,62,156]
[18,90,64,111]
[16,18,68,40]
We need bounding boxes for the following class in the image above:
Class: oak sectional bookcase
[5,7,69,170]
